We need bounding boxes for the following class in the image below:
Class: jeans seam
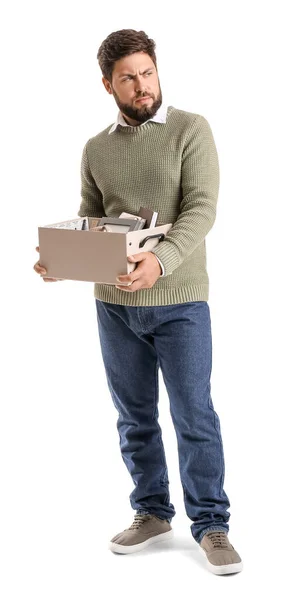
[208,390,225,498]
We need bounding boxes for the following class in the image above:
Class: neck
[121,113,141,127]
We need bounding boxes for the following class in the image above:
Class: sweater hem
[93,283,209,306]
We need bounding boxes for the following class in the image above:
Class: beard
[112,86,163,124]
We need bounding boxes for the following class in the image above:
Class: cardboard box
[38,216,172,284]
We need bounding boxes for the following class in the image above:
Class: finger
[116,278,132,285]
[36,246,39,252]
[127,253,146,262]
[116,269,142,285]
[115,280,144,292]
[43,277,58,282]
[34,264,46,275]
[34,266,46,274]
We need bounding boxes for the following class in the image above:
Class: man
[34,29,243,575]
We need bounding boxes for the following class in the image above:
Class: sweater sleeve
[151,115,219,276]
[77,142,106,218]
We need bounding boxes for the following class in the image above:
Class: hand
[33,246,64,282]
[115,252,162,292]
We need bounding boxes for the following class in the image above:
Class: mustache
[134,93,152,100]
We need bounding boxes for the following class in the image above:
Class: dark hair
[97,29,157,82]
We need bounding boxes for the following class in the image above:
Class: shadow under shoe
[109,514,173,554]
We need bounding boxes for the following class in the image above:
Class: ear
[102,77,113,95]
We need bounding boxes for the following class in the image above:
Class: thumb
[128,253,146,262]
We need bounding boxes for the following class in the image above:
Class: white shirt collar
[108,102,168,134]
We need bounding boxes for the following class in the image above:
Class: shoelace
[128,514,151,530]
[206,531,229,549]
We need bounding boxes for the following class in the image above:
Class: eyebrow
[118,68,154,78]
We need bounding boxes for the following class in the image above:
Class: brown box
[38,216,172,284]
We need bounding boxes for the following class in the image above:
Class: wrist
[152,253,162,276]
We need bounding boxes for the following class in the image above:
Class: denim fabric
[95,299,230,544]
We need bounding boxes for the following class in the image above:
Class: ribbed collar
[108,102,168,135]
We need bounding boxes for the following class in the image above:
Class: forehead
[112,51,156,76]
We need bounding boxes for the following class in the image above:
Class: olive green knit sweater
[78,106,219,306]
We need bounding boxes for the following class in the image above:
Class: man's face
[102,51,162,125]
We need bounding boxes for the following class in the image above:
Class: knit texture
[77,106,219,306]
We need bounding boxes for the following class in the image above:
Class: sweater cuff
[152,254,165,277]
[150,242,180,277]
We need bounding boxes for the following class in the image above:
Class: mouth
[135,96,152,103]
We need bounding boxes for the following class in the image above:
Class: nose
[134,75,147,95]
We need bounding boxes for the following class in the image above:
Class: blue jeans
[95,299,230,544]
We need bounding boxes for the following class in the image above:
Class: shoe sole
[109,529,174,554]
[199,546,243,575]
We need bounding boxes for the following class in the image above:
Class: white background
[1,0,290,597]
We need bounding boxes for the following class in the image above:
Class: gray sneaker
[199,530,243,575]
[109,514,173,554]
